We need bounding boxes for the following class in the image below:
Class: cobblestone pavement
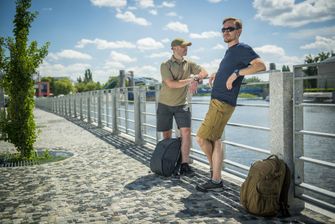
[0,109,334,223]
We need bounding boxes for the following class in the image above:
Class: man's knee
[196,135,205,146]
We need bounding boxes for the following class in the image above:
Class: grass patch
[238,93,259,99]
[0,149,69,166]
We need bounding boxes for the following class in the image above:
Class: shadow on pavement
[65,116,325,224]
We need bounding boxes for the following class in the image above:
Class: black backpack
[150,138,181,177]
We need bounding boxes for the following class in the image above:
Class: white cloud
[161,38,170,43]
[148,52,171,58]
[161,1,175,8]
[288,26,335,39]
[48,50,92,60]
[189,55,200,61]
[110,51,137,63]
[166,12,177,17]
[137,0,154,8]
[253,0,335,27]
[208,0,223,3]
[190,31,221,39]
[300,36,335,52]
[76,38,136,49]
[165,21,189,33]
[137,37,164,50]
[201,59,221,74]
[116,11,151,26]
[104,61,126,70]
[38,61,91,81]
[90,0,126,8]
[128,65,159,80]
[254,44,302,69]
[149,9,157,15]
[212,44,225,50]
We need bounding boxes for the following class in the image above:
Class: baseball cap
[171,38,192,47]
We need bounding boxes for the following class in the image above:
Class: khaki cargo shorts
[197,99,235,141]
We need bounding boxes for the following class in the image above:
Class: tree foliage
[281,65,290,72]
[304,51,332,88]
[75,69,101,92]
[0,0,49,158]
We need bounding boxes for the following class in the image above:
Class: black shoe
[196,179,223,192]
[180,163,194,176]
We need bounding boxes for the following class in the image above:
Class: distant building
[34,81,50,97]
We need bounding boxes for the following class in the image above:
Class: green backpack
[240,155,291,217]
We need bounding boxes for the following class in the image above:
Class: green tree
[282,65,290,72]
[53,78,74,95]
[244,76,261,83]
[103,76,119,89]
[0,0,49,159]
[83,69,92,83]
[304,51,331,88]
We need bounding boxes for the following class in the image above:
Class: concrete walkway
[0,109,333,223]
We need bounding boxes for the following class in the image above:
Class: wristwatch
[234,69,240,77]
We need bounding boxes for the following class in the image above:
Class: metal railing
[293,61,335,212]
[35,69,335,214]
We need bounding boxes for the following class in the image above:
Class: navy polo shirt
[211,43,259,106]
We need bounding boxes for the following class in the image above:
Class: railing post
[111,89,119,134]
[74,94,77,118]
[125,88,129,134]
[87,92,91,123]
[97,90,103,128]
[269,71,304,213]
[106,90,110,127]
[68,95,71,117]
[79,93,83,120]
[155,84,161,142]
[293,66,305,209]
[134,87,143,145]
[64,97,67,116]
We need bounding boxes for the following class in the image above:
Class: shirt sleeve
[160,62,173,81]
[189,61,202,75]
[241,45,260,66]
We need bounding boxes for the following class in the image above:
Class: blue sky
[0,0,334,83]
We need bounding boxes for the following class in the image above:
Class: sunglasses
[221,27,238,33]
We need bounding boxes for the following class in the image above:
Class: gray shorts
[156,103,191,131]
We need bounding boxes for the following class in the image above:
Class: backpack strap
[279,163,291,217]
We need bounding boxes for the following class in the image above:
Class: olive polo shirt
[159,56,202,106]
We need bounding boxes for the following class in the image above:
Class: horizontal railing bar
[297,194,335,212]
[296,130,335,138]
[224,159,250,171]
[224,167,247,179]
[298,156,335,169]
[117,117,126,121]
[143,112,156,116]
[143,123,156,128]
[228,122,270,131]
[143,134,156,141]
[295,103,335,108]
[223,140,271,155]
[127,119,135,123]
[297,183,335,199]
[294,75,335,80]
[191,101,269,108]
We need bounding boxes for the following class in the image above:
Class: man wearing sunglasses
[157,38,208,176]
[196,17,266,192]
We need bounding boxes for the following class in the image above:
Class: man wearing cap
[157,38,208,176]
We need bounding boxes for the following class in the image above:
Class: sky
[0,0,334,83]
